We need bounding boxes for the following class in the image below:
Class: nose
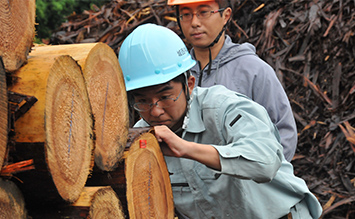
[191,13,201,27]
[149,102,165,117]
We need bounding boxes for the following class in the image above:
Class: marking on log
[68,88,75,158]
[140,139,147,148]
[101,82,109,145]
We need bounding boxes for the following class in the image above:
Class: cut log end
[0,0,36,72]
[88,187,125,219]
[125,132,174,219]
[45,55,94,203]
[0,178,27,219]
[83,43,129,171]
[19,43,130,172]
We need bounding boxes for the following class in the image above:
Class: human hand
[153,125,189,157]
[154,125,221,170]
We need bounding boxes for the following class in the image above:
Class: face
[131,76,195,131]
[178,1,231,48]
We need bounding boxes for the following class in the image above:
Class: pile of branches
[51,0,355,218]
[50,0,177,53]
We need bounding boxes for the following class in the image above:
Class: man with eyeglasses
[119,23,322,219]
[167,0,298,162]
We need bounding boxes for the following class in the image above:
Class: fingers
[154,125,172,141]
[154,125,178,156]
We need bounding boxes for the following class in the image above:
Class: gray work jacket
[189,36,297,161]
[135,86,322,219]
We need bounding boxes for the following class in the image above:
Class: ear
[223,7,232,25]
[187,75,195,96]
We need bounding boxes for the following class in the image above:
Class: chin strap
[208,24,227,48]
[198,47,212,86]
[201,24,227,86]
[184,71,191,101]
[174,90,193,138]
[175,6,227,48]
[180,91,193,139]
[183,92,193,130]
[177,71,192,135]
[175,5,229,86]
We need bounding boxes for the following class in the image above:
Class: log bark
[125,130,174,219]
[0,57,7,170]
[8,53,94,203]
[0,0,35,72]
[28,43,129,171]
[0,178,27,219]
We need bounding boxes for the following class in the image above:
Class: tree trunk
[86,128,154,216]
[29,43,129,171]
[0,178,27,219]
[8,53,94,203]
[0,0,35,72]
[125,129,174,219]
[87,127,174,219]
[0,57,7,170]
[86,164,128,216]
[86,186,125,219]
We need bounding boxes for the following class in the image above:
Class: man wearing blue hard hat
[119,23,322,219]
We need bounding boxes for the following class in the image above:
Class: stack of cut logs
[0,1,174,218]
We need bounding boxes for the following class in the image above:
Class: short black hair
[216,0,232,10]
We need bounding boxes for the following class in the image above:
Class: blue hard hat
[119,23,196,91]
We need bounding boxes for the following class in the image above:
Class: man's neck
[193,35,225,70]
[170,110,187,136]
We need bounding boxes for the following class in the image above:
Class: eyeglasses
[133,88,184,112]
[179,8,225,22]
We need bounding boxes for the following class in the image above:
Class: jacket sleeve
[244,55,297,161]
[211,94,284,183]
